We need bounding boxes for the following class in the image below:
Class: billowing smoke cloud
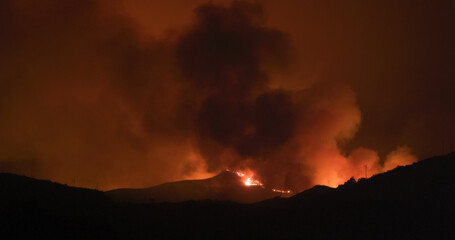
[0,0,429,192]
[262,0,455,161]
[175,1,417,191]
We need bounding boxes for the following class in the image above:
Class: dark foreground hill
[106,171,289,203]
[1,153,455,239]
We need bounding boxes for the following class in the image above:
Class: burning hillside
[107,170,291,203]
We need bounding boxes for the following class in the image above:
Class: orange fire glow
[272,189,291,194]
[226,169,292,194]
[227,169,264,188]
[243,177,264,187]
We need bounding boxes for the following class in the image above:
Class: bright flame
[226,169,291,194]
[226,169,264,188]
[244,177,263,187]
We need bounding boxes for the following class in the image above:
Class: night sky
[0,0,453,192]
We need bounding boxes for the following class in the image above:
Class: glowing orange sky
[0,0,453,191]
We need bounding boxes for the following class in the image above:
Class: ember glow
[272,189,291,194]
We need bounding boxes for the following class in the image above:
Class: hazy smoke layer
[2,0,450,191]
[0,0,197,189]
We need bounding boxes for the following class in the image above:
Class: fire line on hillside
[226,169,292,194]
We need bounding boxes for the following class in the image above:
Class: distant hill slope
[1,153,455,239]
[0,173,113,239]
[0,173,108,205]
[106,171,288,203]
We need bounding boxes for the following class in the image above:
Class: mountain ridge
[106,170,290,203]
[1,153,455,239]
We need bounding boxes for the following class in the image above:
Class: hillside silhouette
[1,153,455,239]
[107,170,288,203]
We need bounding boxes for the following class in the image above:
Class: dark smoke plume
[177,2,294,167]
